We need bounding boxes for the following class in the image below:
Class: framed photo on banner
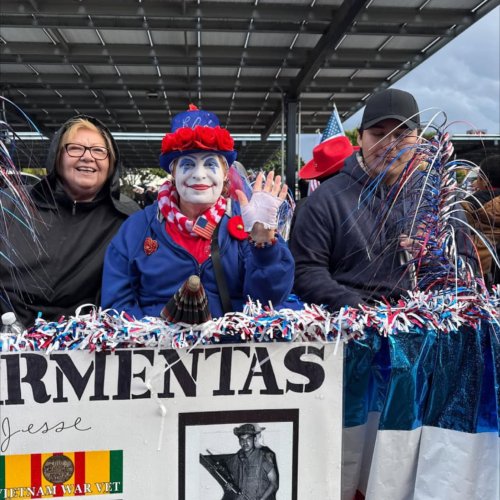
[0,342,343,499]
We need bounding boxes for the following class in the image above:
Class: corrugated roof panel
[18,89,57,97]
[202,67,238,77]
[301,92,334,100]
[0,27,47,43]
[279,68,301,77]
[385,36,436,50]
[241,68,278,77]
[327,92,368,99]
[237,92,270,99]
[31,64,75,74]
[315,0,344,5]
[161,90,198,98]
[370,0,423,7]
[84,65,118,75]
[117,65,157,75]
[260,0,312,4]
[208,0,253,3]
[319,69,358,78]
[341,34,391,49]
[0,64,30,73]
[151,31,187,45]
[248,33,295,47]
[356,69,394,78]
[202,32,246,46]
[160,67,191,76]
[425,0,474,7]
[59,29,101,44]
[99,29,149,45]
[99,90,133,98]
[293,34,323,48]
[202,91,234,99]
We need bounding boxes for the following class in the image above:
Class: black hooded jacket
[0,115,138,327]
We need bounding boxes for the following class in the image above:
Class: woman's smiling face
[58,127,111,201]
[173,152,226,206]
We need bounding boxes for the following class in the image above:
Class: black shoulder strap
[211,222,232,314]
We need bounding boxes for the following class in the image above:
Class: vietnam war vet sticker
[0,450,123,498]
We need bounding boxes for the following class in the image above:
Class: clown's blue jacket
[101,201,294,319]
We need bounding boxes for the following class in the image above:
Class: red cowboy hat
[299,135,355,180]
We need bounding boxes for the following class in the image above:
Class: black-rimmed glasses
[64,143,109,160]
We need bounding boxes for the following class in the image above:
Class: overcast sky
[300,6,500,162]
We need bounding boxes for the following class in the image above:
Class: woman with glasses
[0,115,138,328]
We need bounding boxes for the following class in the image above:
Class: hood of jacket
[33,115,137,215]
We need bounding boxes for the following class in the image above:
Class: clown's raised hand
[236,171,288,243]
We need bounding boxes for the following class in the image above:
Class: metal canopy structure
[1,0,498,174]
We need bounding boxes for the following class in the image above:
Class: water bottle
[0,312,25,334]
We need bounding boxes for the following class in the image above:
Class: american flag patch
[192,216,216,239]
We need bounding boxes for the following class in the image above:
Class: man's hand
[399,231,428,260]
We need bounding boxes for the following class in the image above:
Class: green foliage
[262,149,282,173]
[120,167,168,197]
[345,129,358,145]
[263,148,306,173]
[22,167,47,176]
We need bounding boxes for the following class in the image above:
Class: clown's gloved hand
[236,171,288,240]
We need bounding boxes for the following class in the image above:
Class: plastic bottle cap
[1,312,16,325]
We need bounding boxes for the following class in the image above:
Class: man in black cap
[290,88,473,310]
[201,423,278,500]
[355,88,420,185]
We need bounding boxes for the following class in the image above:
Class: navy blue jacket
[290,153,474,311]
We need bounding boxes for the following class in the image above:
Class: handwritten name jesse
[1,416,91,452]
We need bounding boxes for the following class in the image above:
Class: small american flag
[193,216,216,239]
[321,104,345,142]
[308,179,320,194]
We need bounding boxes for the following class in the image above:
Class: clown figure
[101,105,294,319]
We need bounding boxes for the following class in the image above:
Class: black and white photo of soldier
[200,423,279,500]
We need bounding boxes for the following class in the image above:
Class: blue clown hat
[159,104,237,172]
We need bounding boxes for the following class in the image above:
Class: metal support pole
[285,97,297,199]
[297,100,301,199]
[280,92,285,178]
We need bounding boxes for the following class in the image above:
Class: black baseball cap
[361,89,420,130]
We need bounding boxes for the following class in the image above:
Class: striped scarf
[157,181,227,238]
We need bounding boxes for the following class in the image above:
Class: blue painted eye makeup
[178,157,195,172]
[204,156,220,172]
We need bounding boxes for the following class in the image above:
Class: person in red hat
[290,135,357,237]
[299,135,355,183]
[101,105,294,319]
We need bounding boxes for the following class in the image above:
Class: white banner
[0,342,343,499]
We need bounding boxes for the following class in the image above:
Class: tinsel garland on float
[2,286,499,352]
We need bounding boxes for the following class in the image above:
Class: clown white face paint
[174,153,226,207]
